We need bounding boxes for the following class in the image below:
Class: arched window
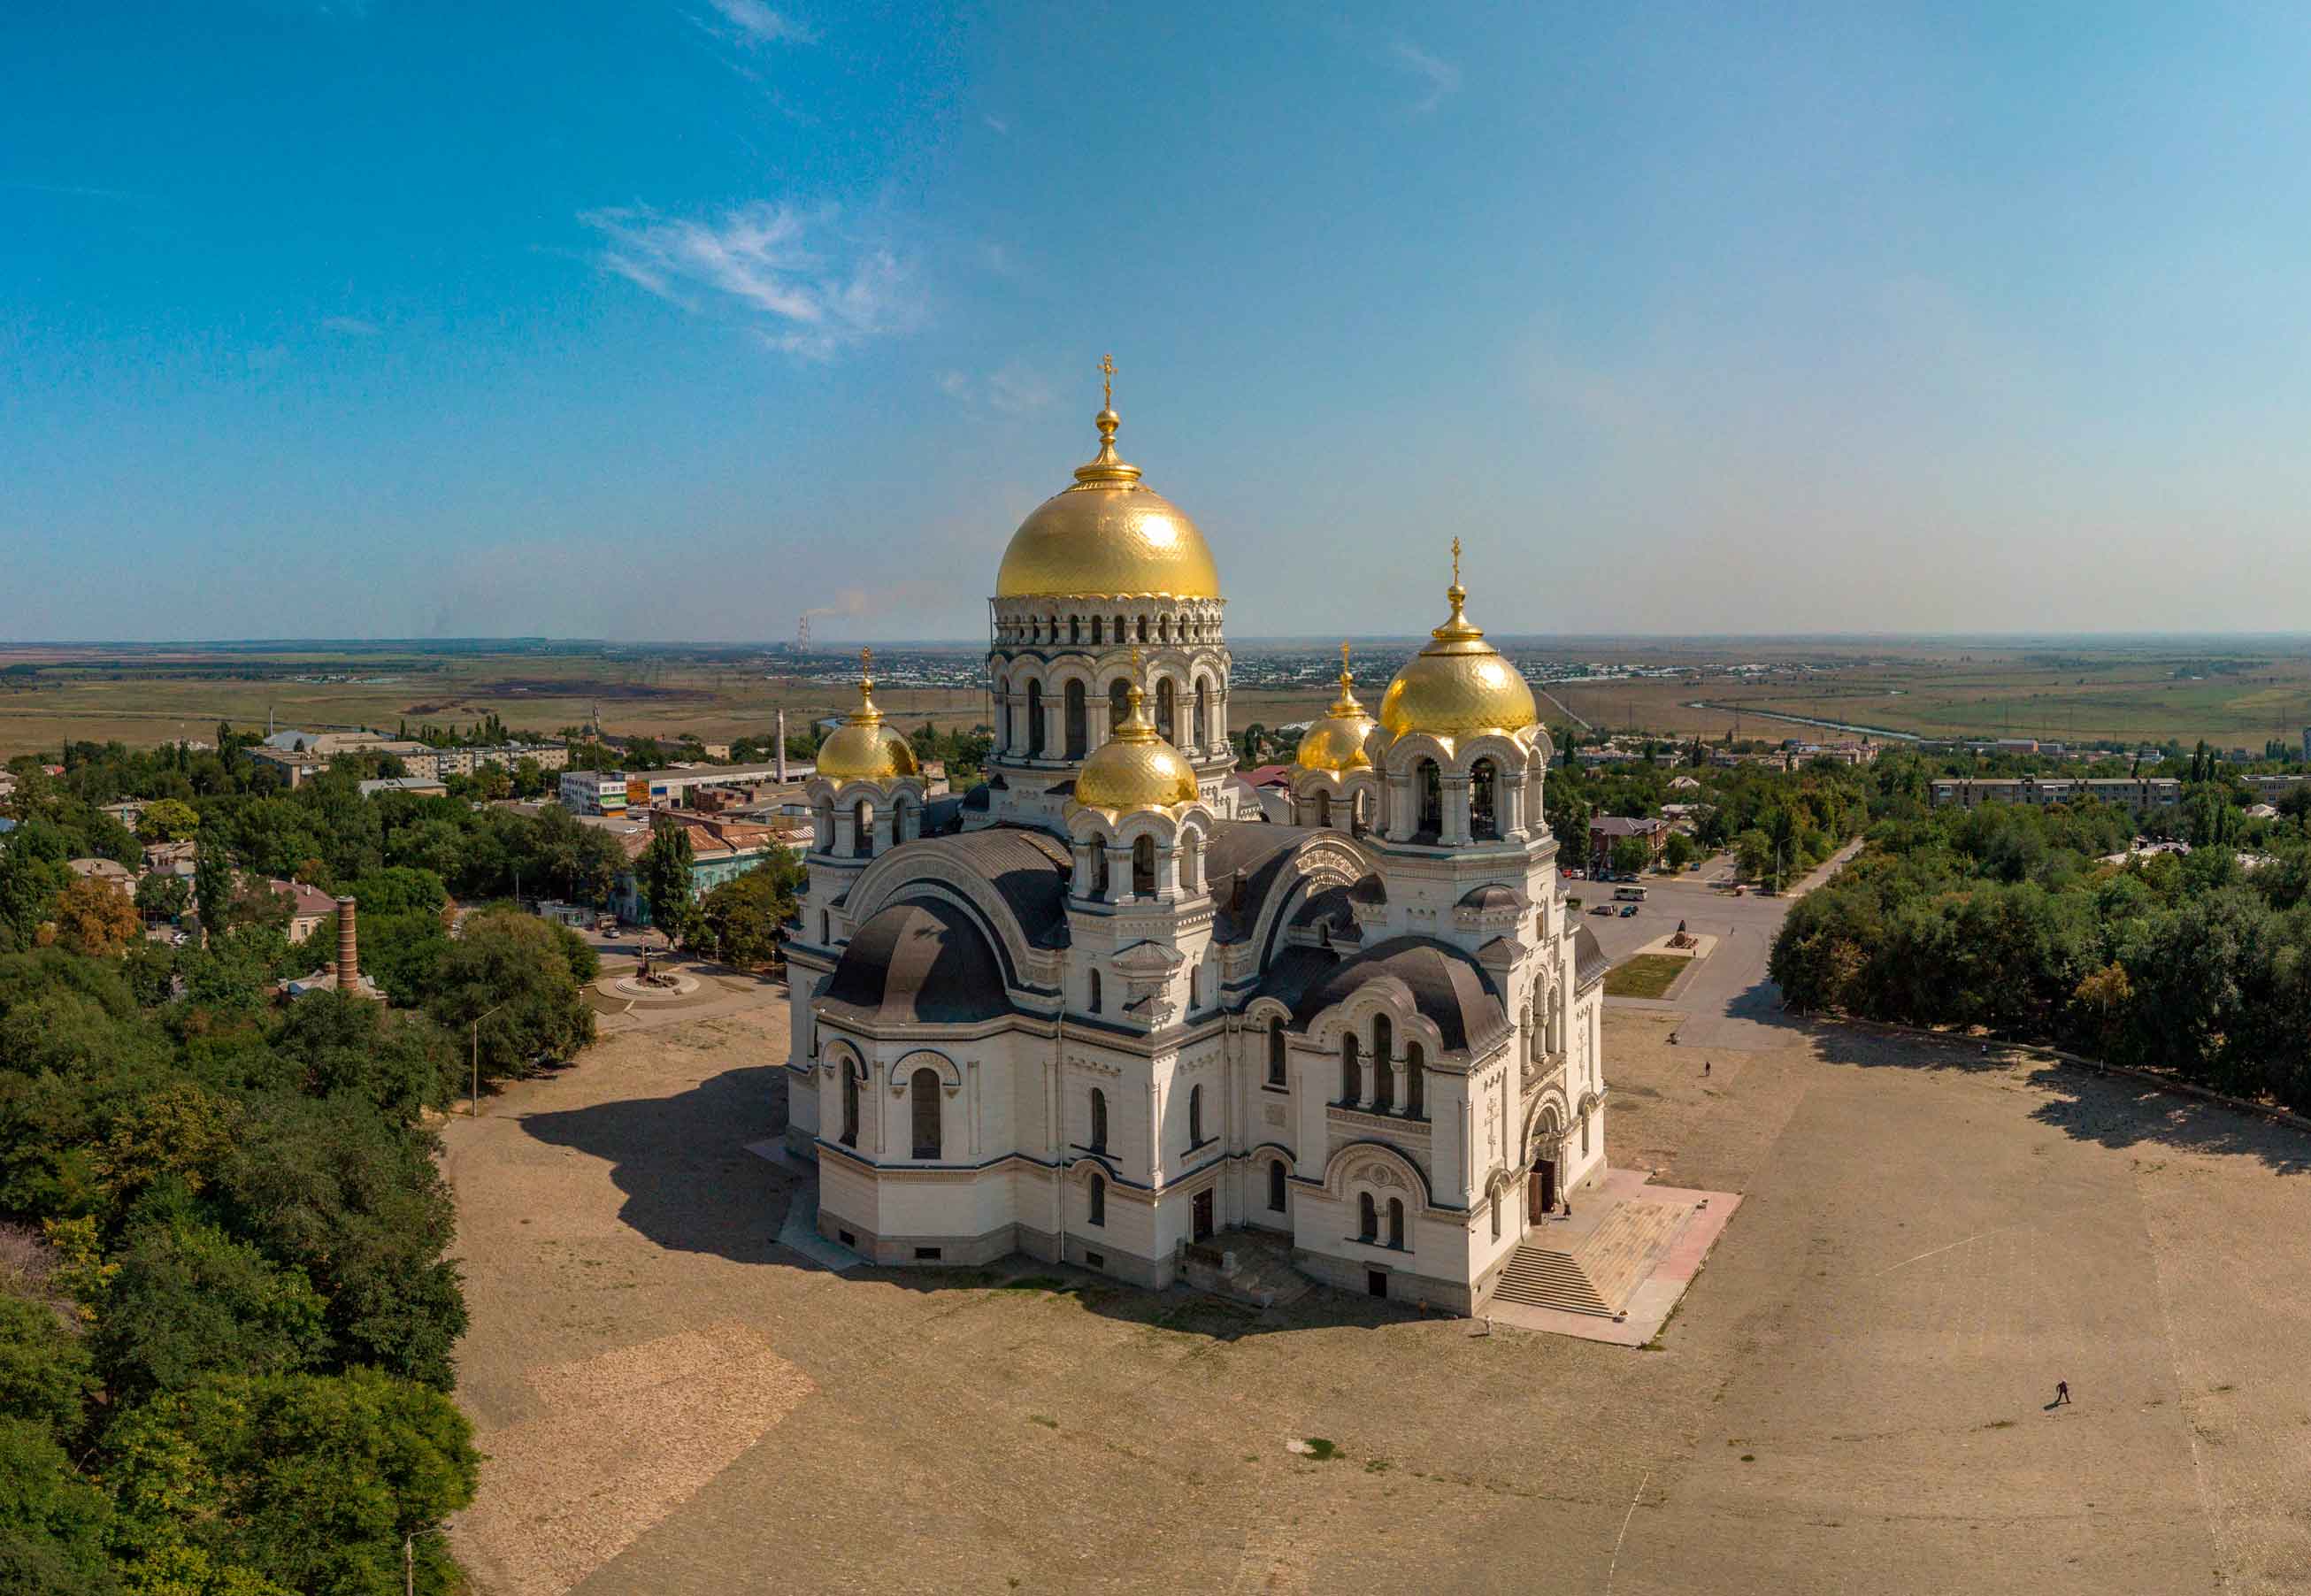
[1063,679,1087,759]
[1155,679,1176,741]
[840,1059,859,1147]
[1188,965,1200,1010]
[1266,1017,1286,1086]
[1109,678,1132,732]
[1491,1192,1501,1240]
[910,1066,941,1159]
[1114,613,1125,644]
[818,909,830,944]
[1131,835,1156,897]
[1087,970,1102,1015]
[1269,1159,1287,1213]
[1358,1192,1378,1242]
[1159,614,1172,643]
[1088,1172,1107,1227]
[1091,615,1104,645]
[1340,1033,1361,1103]
[1370,1014,1394,1113]
[1089,1086,1108,1152]
[1026,681,1046,757]
[1188,1084,1204,1147]
[1582,1109,1590,1155]
[1315,791,1332,829]
[1194,679,1209,748]
[1070,615,1080,645]
[1137,616,1148,643]
[852,800,873,858]
[1387,1198,1404,1249]
[996,682,1011,752]
[1417,759,1442,835]
[1470,759,1500,840]
[1406,1042,1425,1119]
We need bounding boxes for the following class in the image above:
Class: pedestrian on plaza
[1703,1060,1711,1078]
[2054,1380,2070,1406]
[1562,1195,1573,1221]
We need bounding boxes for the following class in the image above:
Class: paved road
[1573,840,1859,1050]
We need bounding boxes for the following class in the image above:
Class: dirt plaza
[441,984,2311,1594]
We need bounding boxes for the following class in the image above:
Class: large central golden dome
[1378,547,1539,741]
[994,395,1221,601]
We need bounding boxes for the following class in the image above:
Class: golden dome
[994,363,1221,601]
[1378,542,1538,742]
[1296,642,1378,772]
[814,650,921,783]
[1075,656,1199,811]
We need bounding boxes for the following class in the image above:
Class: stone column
[1388,1056,1407,1115]
[1104,844,1132,902]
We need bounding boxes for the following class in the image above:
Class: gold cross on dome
[1100,352,1116,409]
[1451,536,1462,587]
[1340,641,1352,671]
[860,646,872,671]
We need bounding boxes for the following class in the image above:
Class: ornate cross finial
[1451,536,1462,587]
[860,646,872,675]
[1100,352,1116,411]
[1340,640,1352,671]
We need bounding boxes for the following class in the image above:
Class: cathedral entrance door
[1529,1159,1556,1224]
[1193,1190,1215,1242]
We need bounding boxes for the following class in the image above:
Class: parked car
[1619,903,1640,917]
[1590,903,1616,916]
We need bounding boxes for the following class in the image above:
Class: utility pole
[472,1001,509,1118]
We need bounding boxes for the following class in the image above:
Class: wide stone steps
[1492,1247,1614,1316]
[1491,1200,1694,1318]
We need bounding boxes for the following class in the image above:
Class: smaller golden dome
[1075,654,1199,811]
[1378,541,1539,742]
[1297,642,1378,772]
[815,650,921,783]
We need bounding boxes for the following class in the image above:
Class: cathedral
[780,372,1608,1314]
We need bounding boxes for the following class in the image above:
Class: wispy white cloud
[983,113,1010,136]
[937,360,1055,415]
[320,315,380,337]
[688,0,816,49]
[580,201,917,360]
[1390,40,1461,112]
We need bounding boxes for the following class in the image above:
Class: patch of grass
[1027,1415,1058,1429]
[1740,1454,1756,1462]
[1605,954,1693,1000]
[1301,1438,1341,1462]
[1364,1458,1392,1474]
[997,1275,1074,1293]
[1983,1419,2016,1430]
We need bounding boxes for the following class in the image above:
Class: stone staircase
[1490,1200,1693,1318]
[1182,1230,1313,1309]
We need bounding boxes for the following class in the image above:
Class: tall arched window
[840,1058,859,1147]
[1315,792,1332,829]
[1370,1014,1394,1113]
[1386,1198,1404,1248]
[1266,1017,1286,1086]
[1491,1192,1501,1240]
[1358,1192,1378,1242]
[1187,1084,1204,1147]
[1091,615,1104,645]
[1131,835,1156,897]
[1268,1159,1287,1213]
[1582,1109,1590,1155]
[1470,759,1500,840]
[1109,678,1132,732]
[1026,681,1046,757]
[1406,1042,1425,1119]
[1137,616,1148,643]
[1088,1172,1106,1227]
[852,801,873,858]
[1155,679,1176,740]
[1417,759,1443,835]
[1087,969,1102,1015]
[1070,615,1080,645]
[1194,679,1209,748]
[1063,679,1087,759]
[1188,966,1200,1010]
[910,1066,941,1159]
[1340,1033,1361,1103]
[1089,1086,1108,1152]
[1114,614,1125,645]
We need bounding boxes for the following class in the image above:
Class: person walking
[1703,1060,1711,1078]
[2054,1380,2070,1407]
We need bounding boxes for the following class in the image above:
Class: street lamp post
[471,1000,509,1119]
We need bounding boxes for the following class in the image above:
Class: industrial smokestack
[335,896,358,990]
[776,710,787,783]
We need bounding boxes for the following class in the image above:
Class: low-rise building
[1930,776,2183,810]
[358,775,449,799]
[270,879,343,943]
[558,771,632,816]
[66,857,136,896]
[1589,816,1669,871]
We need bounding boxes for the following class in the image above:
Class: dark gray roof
[923,795,967,834]
[1458,884,1519,910]
[1208,821,1324,944]
[1286,936,1509,1055]
[1574,925,1612,990]
[1347,873,1387,905]
[823,900,1010,1025]
[892,826,1072,948]
[1591,816,1667,835]
[1254,946,1339,1012]
[1291,883,1354,928]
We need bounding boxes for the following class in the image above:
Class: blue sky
[8,2,2311,641]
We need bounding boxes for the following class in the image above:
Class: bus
[1613,886,1648,902]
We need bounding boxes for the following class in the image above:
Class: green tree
[54,879,142,958]
[426,911,596,1087]
[1608,836,1652,877]
[698,855,804,968]
[636,823,699,943]
[96,1222,329,1403]
[133,874,189,924]
[0,1416,112,1596]
[136,801,200,844]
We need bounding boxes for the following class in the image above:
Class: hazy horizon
[12,4,2311,642]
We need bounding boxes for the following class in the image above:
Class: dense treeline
[0,734,668,1591]
[1771,762,2311,1109]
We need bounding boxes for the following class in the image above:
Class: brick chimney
[335,896,358,989]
